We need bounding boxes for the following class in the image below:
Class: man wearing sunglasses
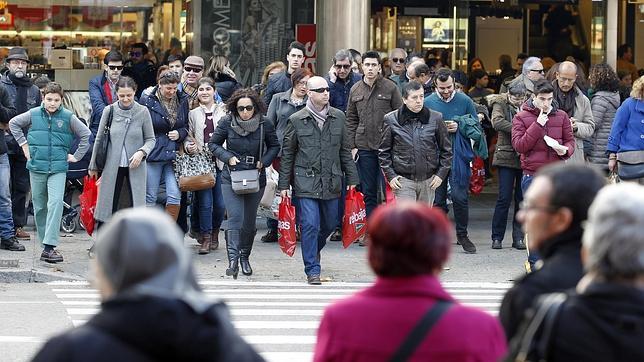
[387,48,407,79]
[122,42,157,98]
[279,76,360,285]
[179,55,206,110]
[326,49,362,113]
[501,56,544,96]
[390,53,423,92]
[89,51,124,135]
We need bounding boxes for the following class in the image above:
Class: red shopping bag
[79,176,98,236]
[382,170,396,204]
[469,156,485,196]
[342,188,367,248]
[278,196,297,257]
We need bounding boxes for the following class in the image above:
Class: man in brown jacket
[346,50,402,222]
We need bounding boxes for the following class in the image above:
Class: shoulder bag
[616,150,644,180]
[173,136,216,192]
[389,300,452,362]
[94,105,114,171]
[230,123,263,195]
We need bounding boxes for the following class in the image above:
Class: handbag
[94,105,114,171]
[230,123,263,195]
[389,300,452,362]
[174,137,216,192]
[617,150,644,180]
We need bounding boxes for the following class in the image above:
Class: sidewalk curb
[0,269,85,283]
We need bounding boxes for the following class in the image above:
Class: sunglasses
[184,67,203,73]
[129,51,142,57]
[309,87,330,93]
[530,69,545,74]
[108,65,124,70]
[237,105,254,113]
[334,64,351,69]
[391,58,405,63]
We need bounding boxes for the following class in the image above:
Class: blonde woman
[252,61,286,96]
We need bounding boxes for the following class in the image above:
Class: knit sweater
[424,91,478,122]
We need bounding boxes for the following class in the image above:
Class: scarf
[306,98,329,129]
[156,89,178,127]
[231,114,260,136]
[9,72,32,114]
[181,81,199,110]
[553,84,577,117]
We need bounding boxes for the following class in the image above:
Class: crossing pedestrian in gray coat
[587,64,621,171]
[89,77,156,224]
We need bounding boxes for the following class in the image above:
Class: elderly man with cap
[180,55,207,110]
[1,47,41,241]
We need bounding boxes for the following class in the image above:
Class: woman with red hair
[314,202,507,362]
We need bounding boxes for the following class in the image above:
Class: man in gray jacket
[279,76,360,285]
[379,81,452,204]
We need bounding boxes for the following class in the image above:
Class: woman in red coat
[314,203,507,362]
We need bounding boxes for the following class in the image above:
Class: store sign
[82,7,112,28]
[296,24,316,73]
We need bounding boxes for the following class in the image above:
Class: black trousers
[9,154,29,228]
[96,167,132,231]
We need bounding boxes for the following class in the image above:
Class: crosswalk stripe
[50,280,510,362]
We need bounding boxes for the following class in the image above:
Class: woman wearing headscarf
[32,208,263,362]
[314,203,507,361]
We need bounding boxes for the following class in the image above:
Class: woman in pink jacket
[314,203,507,362]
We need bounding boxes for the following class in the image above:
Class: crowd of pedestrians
[0,36,637,362]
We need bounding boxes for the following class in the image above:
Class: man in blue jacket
[424,68,482,254]
[325,49,362,113]
[263,41,305,107]
[89,51,123,135]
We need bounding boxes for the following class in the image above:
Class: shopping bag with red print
[79,176,98,236]
[469,156,485,195]
[342,188,367,248]
[278,196,297,257]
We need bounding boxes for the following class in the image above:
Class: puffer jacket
[489,94,521,169]
[139,87,189,162]
[378,106,452,182]
[587,91,620,170]
[511,99,575,175]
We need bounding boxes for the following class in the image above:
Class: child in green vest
[8,82,91,263]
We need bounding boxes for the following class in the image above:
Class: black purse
[617,150,644,181]
[94,105,114,171]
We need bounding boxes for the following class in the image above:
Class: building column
[316,0,370,76]
[606,0,618,70]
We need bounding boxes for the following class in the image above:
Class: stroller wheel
[61,214,78,233]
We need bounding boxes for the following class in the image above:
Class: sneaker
[15,227,30,240]
[40,248,64,263]
[189,229,200,242]
[260,229,278,243]
[307,274,321,285]
[492,239,502,249]
[0,237,26,251]
[512,239,526,250]
[457,234,477,254]
[329,228,342,242]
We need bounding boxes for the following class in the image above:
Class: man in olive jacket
[279,76,360,285]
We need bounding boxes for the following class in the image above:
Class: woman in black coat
[206,55,241,102]
[32,208,262,362]
[209,88,279,279]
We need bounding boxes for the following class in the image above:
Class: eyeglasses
[519,201,558,213]
[334,64,351,70]
[391,58,405,64]
[530,69,545,74]
[184,67,203,73]
[108,65,124,70]
[129,51,142,57]
[296,80,308,87]
[237,105,254,113]
[309,87,330,93]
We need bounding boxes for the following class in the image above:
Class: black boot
[225,230,240,279]
[240,229,256,276]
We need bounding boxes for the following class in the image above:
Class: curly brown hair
[589,63,620,92]
[225,88,266,118]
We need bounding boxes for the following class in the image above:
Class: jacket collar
[399,105,430,124]
[539,224,583,259]
[364,275,455,302]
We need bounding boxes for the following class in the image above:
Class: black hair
[348,49,362,62]
[402,81,424,99]
[167,54,183,64]
[158,72,180,85]
[131,42,148,54]
[499,54,512,70]
[617,44,631,59]
[414,63,430,78]
[589,63,620,93]
[426,58,440,70]
[508,82,527,96]
[406,52,423,65]
[225,88,266,118]
[471,69,488,80]
[517,53,528,61]
[536,163,605,227]
[434,68,453,85]
[533,79,555,95]
[361,50,381,65]
[287,41,305,55]
[115,76,138,92]
[197,77,216,89]
[33,75,51,89]
[103,50,124,65]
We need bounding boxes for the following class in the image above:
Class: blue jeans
[194,171,225,233]
[355,150,383,218]
[296,197,338,276]
[146,161,181,205]
[491,167,524,242]
[434,171,469,236]
[521,174,539,266]
[0,154,15,240]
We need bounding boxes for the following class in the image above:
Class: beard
[10,70,25,78]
